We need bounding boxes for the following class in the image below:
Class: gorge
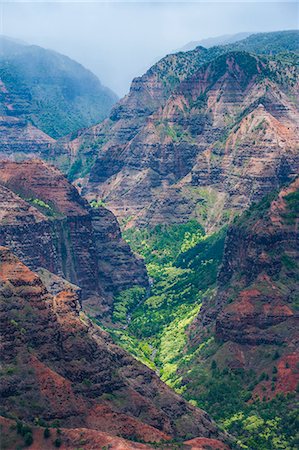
[0,29,298,450]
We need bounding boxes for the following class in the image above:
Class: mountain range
[0,30,298,450]
[65,30,299,232]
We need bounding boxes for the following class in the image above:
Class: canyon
[63,31,299,231]
[0,29,298,450]
[0,246,229,449]
[186,179,299,396]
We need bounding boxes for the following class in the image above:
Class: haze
[1,1,298,96]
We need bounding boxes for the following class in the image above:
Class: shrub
[24,432,33,446]
[211,360,217,371]
[54,437,62,447]
[273,350,280,360]
[44,428,51,439]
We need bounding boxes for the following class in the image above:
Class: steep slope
[80,49,298,230]
[0,36,118,139]
[0,160,147,314]
[0,416,151,450]
[169,179,299,448]
[0,246,229,448]
[99,179,298,449]
[192,178,298,354]
[63,31,298,229]
[213,178,298,365]
[0,115,56,156]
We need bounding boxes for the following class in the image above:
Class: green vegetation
[54,437,62,448]
[44,428,51,439]
[122,223,225,342]
[99,186,298,449]
[90,199,106,208]
[16,421,34,447]
[283,190,299,224]
[68,158,83,181]
[26,197,58,218]
[123,220,204,265]
[24,432,33,446]
[112,286,146,325]
[68,156,97,182]
[31,198,51,210]
[96,221,226,380]
[223,394,299,449]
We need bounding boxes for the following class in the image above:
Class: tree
[44,428,51,439]
[24,433,33,446]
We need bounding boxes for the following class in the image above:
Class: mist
[1,1,298,96]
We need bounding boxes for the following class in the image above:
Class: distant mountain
[229,29,299,54]
[180,32,251,51]
[0,36,118,138]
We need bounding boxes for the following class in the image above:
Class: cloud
[1,1,298,96]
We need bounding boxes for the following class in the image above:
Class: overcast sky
[1,1,298,96]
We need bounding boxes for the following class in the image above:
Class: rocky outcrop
[0,115,56,156]
[0,247,229,446]
[69,36,299,231]
[0,160,148,314]
[190,179,299,398]
[215,179,299,346]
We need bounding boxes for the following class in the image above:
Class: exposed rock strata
[0,160,148,314]
[68,49,298,231]
[189,179,299,398]
[0,247,229,445]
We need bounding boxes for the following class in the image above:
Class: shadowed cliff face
[0,246,230,447]
[71,50,298,231]
[0,160,148,315]
[189,179,299,399]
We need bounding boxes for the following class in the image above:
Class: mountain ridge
[74,43,298,230]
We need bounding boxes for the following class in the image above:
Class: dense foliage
[98,210,299,449]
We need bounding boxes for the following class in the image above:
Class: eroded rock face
[0,160,148,314]
[71,50,298,231]
[0,116,57,157]
[190,179,299,398]
[215,179,299,344]
[0,247,229,445]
